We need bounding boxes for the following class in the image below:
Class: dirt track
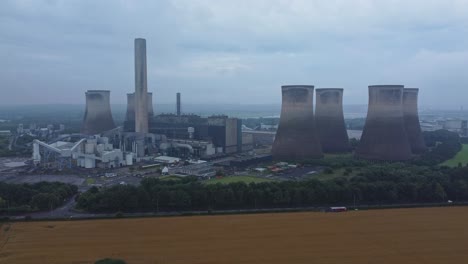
[1,207,468,264]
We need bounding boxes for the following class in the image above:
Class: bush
[95,258,127,264]
[115,212,124,218]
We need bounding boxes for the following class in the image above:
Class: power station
[403,88,427,154]
[81,90,116,135]
[356,85,412,161]
[315,88,350,153]
[40,37,432,170]
[272,85,323,160]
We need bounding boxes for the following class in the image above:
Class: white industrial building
[33,136,132,169]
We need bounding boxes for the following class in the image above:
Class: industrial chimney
[125,92,153,123]
[403,88,427,154]
[315,88,350,153]
[355,85,412,161]
[272,85,323,160]
[177,92,181,116]
[81,90,116,135]
[134,38,148,133]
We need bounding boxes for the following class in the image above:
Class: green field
[205,176,274,185]
[313,167,359,181]
[441,144,468,167]
[159,175,183,181]
[85,178,96,185]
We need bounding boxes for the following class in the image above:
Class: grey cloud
[0,0,468,108]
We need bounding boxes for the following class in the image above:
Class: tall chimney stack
[272,85,323,160]
[134,38,148,133]
[177,92,181,116]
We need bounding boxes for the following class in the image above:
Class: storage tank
[355,85,412,161]
[125,153,133,166]
[315,88,350,153]
[403,88,427,154]
[272,85,323,160]
[81,90,116,135]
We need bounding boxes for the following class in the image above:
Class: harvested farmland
[1,207,468,264]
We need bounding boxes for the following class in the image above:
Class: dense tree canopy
[76,130,467,213]
[0,182,77,213]
[76,164,468,213]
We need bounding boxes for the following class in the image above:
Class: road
[9,199,468,221]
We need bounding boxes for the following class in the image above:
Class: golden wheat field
[1,207,468,264]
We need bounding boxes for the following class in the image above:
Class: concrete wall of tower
[315,88,350,153]
[272,85,323,160]
[355,85,412,161]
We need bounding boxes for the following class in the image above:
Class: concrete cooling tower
[355,85,412,161]
[403,88,427,154]
[315,88,350,153]
[125,92,154,122]
[272,85,323,160]
[81,90,116,135]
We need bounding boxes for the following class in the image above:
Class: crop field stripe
[1,207,468,264]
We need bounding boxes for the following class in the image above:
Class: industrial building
[81,90,116,135]
[403,88,427,154]
[356,85,412,161]
[315,88,350,153]
[272,85,323,160]
[33,136,130,169]
[145,114,242,156]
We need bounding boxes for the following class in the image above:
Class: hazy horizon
[1,1,468,107]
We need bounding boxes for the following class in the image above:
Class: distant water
[0,104,368,120]
[347,130,363,139]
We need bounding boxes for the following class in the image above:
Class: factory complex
[31,39,244,173]
[31,38,428,175]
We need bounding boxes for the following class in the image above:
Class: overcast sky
[1,0,468,108]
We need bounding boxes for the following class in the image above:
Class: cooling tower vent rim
[404,88,419,91]
[316,88,344,91]
[282,85,315,88]
[86,90,111,93]
[127,92,153,95]
[369,85,404,88]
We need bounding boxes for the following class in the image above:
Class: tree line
[76,130,466,213]
[0,182,78,213]
[76,163,468,213]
